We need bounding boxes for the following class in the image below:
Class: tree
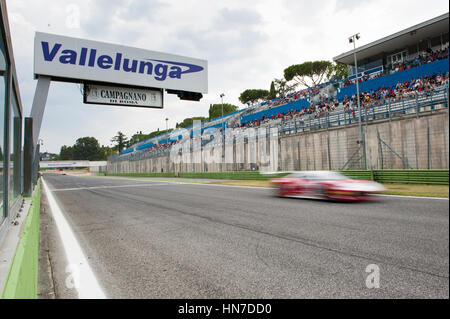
[268,81,277,100]
[331,63,349,81]
[129,131,151,146]
[59,138,114,161]
[100,145,116,159]
[284,60,334,88]
[238,89,270,104]
[176,116,208,128]
[72,137,103,160]
[208,103,239,119]
[273,78,297,97]
[59,145,74,160]
[111,131,129,154]
[147,129,172,139]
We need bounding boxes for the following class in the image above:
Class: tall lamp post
[220,93,225,135]
[220,93,225,167]
[220,93,225,120]
[165,117,169,145]
[349,33,366,169]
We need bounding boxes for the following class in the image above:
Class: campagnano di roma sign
[84,83,163,108]
[34,32,208,94]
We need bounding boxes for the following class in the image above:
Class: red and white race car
[271,171,385,202]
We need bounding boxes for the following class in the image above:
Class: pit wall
[107,111,449,174]
[0,180,40,299]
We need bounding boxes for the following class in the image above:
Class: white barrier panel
[40,161,107,168]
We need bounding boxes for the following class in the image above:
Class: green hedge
[1,180,41,299]
[103,170,449,185]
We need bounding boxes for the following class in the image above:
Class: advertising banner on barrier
[83,83,163,108]
[34,32,208,93]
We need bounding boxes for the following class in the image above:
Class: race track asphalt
[40,173,449,299]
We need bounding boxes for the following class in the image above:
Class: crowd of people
[390,47,449,74]
[265,82,328,108]
[119,46,449,158]
[342,47,449,88]
[237,71,449,129]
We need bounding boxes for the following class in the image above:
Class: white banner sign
[34,32,208,93]
[84,84,163,108]
[40,161,107,168]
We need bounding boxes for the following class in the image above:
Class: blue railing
[109,86,448,163]
[347,65,383,81]
[337,58,449,101]
[280,87,449,134]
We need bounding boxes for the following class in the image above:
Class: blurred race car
[271,171,385,202]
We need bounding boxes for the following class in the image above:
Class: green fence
[178,171,288,180]
[1,180,41,299]
[340,170,449,185]
[103,170,448,185]
[100,172,175,178]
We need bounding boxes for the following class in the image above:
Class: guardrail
[103,170,449,185]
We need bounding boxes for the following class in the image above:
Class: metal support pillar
[23,118,33,196]
[26,76,51,190]
[30,76,51,147]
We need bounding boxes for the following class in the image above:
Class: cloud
[5,0,449,153]
[216,7,262,28]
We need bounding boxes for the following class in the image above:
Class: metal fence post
[327,135,331,170]
[363,132,367,170]
[430,90,434,111]
[427,122,431,169]
[416,93,419,117]
[402,96,405,114]
[23,117,34,196]
[446,85,449,110]
[377,129,383,170]
[388,98,391,121]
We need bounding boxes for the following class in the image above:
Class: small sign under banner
[83,83,163,108]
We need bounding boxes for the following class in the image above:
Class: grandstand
[109,13,449,169]
[334,13,448,79]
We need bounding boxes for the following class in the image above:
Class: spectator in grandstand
[120,70,448,160]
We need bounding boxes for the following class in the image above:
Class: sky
[6,0,449,153]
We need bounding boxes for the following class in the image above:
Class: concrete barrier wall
[1,181,40,299]
[107,111,449,173]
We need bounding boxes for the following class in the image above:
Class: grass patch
[94,174,449,198]
[211,180,274,188]
[381,183,449,198]
[209,180,449,198]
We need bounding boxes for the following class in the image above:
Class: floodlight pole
[165,118,169,144]
[350,33,365,169]
[220,93,225,121]
[220,93,225,166]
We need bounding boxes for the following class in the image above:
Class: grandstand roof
[333,12,449,65]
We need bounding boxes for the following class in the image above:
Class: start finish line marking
[51,183,171,192]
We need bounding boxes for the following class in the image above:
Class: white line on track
[377,194,449,200]
[84,175,449,200]
[52,183,169,192]
[42,178,107,299]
